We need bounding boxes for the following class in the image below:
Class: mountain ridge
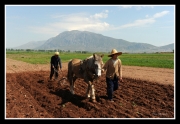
[12,30,174,53]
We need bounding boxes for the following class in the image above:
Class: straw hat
[108,49,122,57]
[54,52,59,56]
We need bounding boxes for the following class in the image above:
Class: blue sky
[5,5,175,48]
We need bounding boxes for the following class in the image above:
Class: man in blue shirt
[49,52,62,81]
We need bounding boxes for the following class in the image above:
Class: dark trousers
[106,76,119,100]
[50,67,58,80]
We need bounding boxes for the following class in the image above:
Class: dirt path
[6,58,174,86]
[5,58,175,118]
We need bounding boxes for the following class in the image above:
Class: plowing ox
[67,53,104,102]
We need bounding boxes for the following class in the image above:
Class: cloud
[153,11,169,18]
[145,15,149,18]
[120,5,133,9]
[28,10,169,36]
[28,11,110,36]
[119,5,154,10]
[90,12,108,19]
[120,18,155,28]
[119,11,169,29]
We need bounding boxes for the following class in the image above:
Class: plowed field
[5,58,175,119]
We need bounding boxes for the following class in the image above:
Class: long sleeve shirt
[102,58,122,79]
[50,55,62,69]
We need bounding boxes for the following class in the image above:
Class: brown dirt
[5,58,175,119]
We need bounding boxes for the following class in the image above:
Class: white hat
[54,52,59,55]
[108,49,122,57]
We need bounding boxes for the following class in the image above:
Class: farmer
[102,49,123,102]
[49,51,62,81]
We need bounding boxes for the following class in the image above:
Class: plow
[53,68,68,87]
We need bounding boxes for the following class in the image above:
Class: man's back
[51,55,60,67]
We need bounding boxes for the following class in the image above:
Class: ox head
[92,53,104,77]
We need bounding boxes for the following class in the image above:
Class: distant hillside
[12,30,174,53]
[157,43,174,52]
[13,40,46,49]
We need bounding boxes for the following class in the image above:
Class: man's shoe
[109,99,114,102]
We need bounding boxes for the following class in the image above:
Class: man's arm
[102,59,109,71]
[50,56,54,68]
[118,59,123,82]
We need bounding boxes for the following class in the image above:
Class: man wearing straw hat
[49,51,62,81]
[102,49,123,102]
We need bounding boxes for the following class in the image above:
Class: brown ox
[67,53,104,102]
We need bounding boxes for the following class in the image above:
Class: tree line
[6,48,92,54]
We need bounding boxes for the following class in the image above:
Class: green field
[6,51,174,69]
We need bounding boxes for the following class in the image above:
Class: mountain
[12,30,174,53]
[13,40,46,49]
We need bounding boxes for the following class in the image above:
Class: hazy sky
[5,4,175,48]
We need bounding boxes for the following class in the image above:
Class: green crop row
[6,51,174,69]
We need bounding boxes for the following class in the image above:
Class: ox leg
[73,77,77,88]
[70,77,77,95]
[87,81,96,102]
[70,78,75,95]
[86,83,91,98]
[90,84,96,102]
